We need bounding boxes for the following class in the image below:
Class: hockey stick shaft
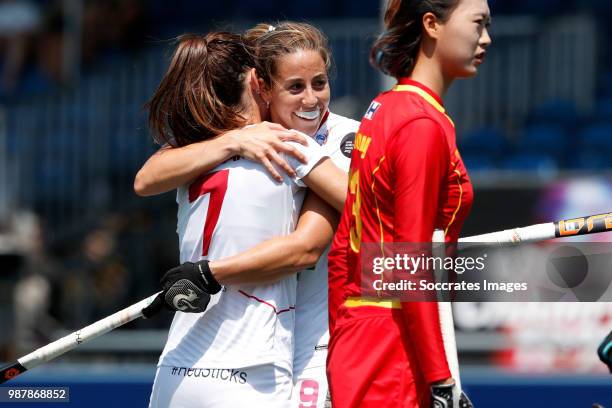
[433,229,462,402]
[0,292,159,384]
[458,212,612,245]
[435,211,611,398]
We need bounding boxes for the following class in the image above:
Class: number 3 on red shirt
[349,168,362,253]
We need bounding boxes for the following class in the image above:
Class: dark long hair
[147,32,255,147]
[371,0,460,78]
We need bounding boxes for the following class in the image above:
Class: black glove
[431,383,474,408]
[142,260,222,318]
[597,329,612,373]
[431,383,453,408]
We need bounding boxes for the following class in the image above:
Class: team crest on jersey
[340,132,355,158]
[363,101,381,120]
[315,129,328,146]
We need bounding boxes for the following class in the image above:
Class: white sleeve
[324,113,360,173]
[283,134,328,187]
[328,127,359,173]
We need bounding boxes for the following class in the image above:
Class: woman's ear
[249,69,271,105]
[422,11,442,40]
[248,69,271,118]
[248,68,261,94]
[256,75,272,106]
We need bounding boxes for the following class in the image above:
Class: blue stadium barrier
[1,365,610,408]
[0,365,156,408]
[463,368,612,408]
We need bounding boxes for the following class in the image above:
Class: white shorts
[149,364,292,408]
[291,363,330,408]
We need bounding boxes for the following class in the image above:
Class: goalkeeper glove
[597,329,612,373]
[431,383,474,408]
[142,260,222,318]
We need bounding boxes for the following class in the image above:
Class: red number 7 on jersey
[189,170,229,256]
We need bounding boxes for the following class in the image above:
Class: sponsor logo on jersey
[363,101,381,120]
[171,367,248,384]
[340,132,355,158]
[315,130,328,146]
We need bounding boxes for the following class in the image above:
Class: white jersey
[293,112,359,377]
[158,135,327,373]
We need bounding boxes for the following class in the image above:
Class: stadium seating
[458,127,509,170]
[459,154,496,171]
[526,100,581,130]
[513,0,569,15]
[573,149,610,171]
[501,153,559,173]
[460,127,509,156]
[578,123,612,152]
[592,97,612,122]
[519,124,568,159]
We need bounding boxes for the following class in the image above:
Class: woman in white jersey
[142,31,348,408]
[136,22,357,408]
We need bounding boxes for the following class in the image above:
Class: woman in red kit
[327,0,491,407]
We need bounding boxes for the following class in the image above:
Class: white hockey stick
[433,229,463,405]
[435,211,611,402]
[0,293,159,383]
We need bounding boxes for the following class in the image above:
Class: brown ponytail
[371,0,460,78]
[147,32,255,147]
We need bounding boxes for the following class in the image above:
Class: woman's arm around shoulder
[134,122,307,196]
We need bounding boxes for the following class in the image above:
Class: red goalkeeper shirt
[328,78,473,383]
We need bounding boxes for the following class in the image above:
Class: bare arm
[301,158,348,212]
[134,136,235,196]
[209,191,338,285]
[134,122,307,196]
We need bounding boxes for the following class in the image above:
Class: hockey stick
[435,211,611,402]
[433,229,463,405]
[458,212,612,245]
[0,293,159,384]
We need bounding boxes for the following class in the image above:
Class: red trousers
[327,307,432,408]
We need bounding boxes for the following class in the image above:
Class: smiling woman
[134,21,358,408]
[268,49,330,135]
[245,22,332,138]
[136,29,351,408]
